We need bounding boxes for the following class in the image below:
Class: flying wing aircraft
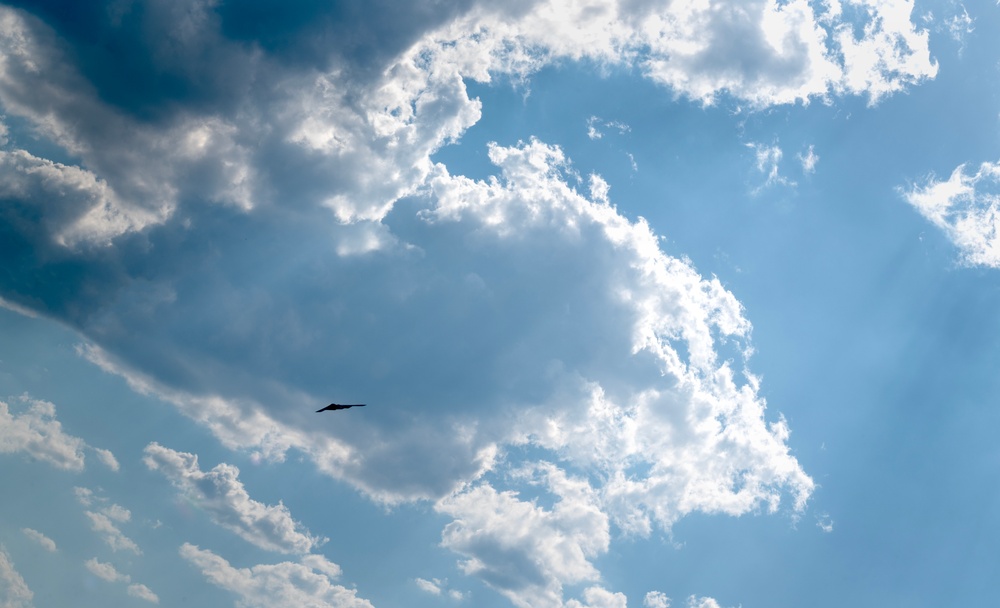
[316,403,366,412]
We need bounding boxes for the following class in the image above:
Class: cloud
[143,442,325,554]
[747,142,794,190]
[84,511,141,554]
[437,464,608,608]
[817,513,835,533]
[92,447,120,472]
[686,597,729,608]
[20,529,56,553]
[0,395,86,471]
[180,543,373,608]
[84,558,159,604]
[0,546,33,608]
[586,117,630,140]
[565,587,628,608]
[84,558,129,583]
[127,584,160,604]
[644,591,671,608]
[902,161,1000,267]
[0,4,853,604]
[799,145,819,174]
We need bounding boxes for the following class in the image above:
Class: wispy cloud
[180,544,372,608]
[0,546,33,608]
[84,558,159,604]
[799,145,819,174]
[747,141,794,191]
[902,161,1000,267]
[84,511,141,554]
[144,442,325,554]
[85,558,129,583]
[21,528,56,553]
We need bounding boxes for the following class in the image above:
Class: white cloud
[0,546,33,608]
[799,145,819,174]
[586,117,630,140]
[687,597,729,608]
[143,442,325,554]
[415,0,936,108]
[817,513,835,533]
[74,487,95,507]
[127,584,160,604]
[0,6,836,606]
[84,558,159,604]
[20,529,56,553]
[0,395,86,471]
[180,544,373,608]
[0,0,936,259]
[84,558,129,583]
[415,578,442,595]
[644,591,671,608]
[945,5,974,49]
[92,447,120,472]
[437,463,608,608]
[747,142,793,190]
[902,161,1000,267]
[565,587,628,608]
[102,503,131,523]
[85,511,141,554]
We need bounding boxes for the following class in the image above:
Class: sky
[1,1,999,607]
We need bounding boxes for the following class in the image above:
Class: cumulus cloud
[180,543,372,608]
[143,442,325,554]
[437,464,608,608]
[21,529,56,553]
[0,395,86,471]
[902,161,1000,267]
[0,546,33,608]
[565,587,628,608]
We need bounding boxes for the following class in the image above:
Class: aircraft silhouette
[316,403,366,413]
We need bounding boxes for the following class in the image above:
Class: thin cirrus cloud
[0,1,943,607]
[902,161,1000,268]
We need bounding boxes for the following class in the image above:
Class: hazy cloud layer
[903,161,1000,267]
[180,544,372,608]
[144,442,325,554]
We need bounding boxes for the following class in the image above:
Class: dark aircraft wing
[316,403,366,412]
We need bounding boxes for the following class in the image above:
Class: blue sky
[1,1,1000,607]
